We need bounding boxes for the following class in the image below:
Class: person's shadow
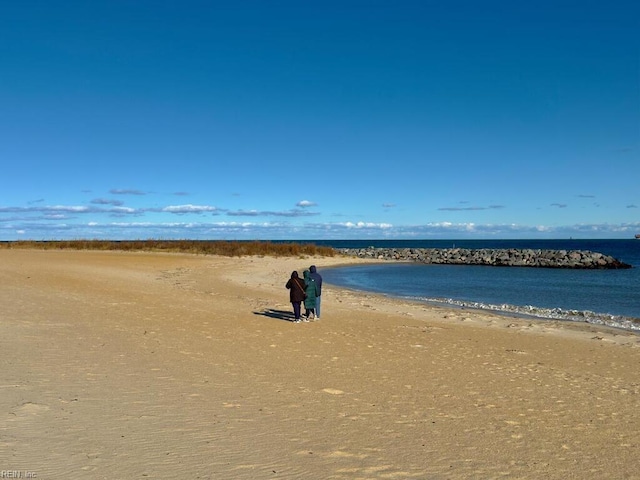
[253,308,296,322]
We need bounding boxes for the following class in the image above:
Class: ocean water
[314,239,640,332]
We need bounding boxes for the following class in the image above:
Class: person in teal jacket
[302,269,319,321]
[309,265,323,319]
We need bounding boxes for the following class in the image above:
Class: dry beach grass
[1,248,639,479]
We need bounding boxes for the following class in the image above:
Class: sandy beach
[1,249,639,479]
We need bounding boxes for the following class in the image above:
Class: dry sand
[1,249,639,479]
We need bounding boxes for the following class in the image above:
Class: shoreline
[374,292,640,334]
[323,260,640,333]
[2,249,639,478]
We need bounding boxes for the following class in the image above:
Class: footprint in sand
[322,388,344,395]
[10,402,50,419]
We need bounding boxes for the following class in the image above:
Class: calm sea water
[311,240,640,332]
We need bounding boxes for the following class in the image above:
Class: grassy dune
[0,240,337,257]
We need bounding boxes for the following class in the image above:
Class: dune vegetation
[0,240,337,257]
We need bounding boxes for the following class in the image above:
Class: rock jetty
[339,247,632,269]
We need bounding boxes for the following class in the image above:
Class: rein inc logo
[0,472,38,479]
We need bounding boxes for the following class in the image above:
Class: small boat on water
[636,234,640,239]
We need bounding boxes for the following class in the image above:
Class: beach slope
[1,249,639,479]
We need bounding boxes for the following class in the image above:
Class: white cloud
[3,220,639,241]
[2,195,640,240]
[227,209,318,218]
[112,207,137,214]
[343,221,393,229]
[48,205,91,213]
[162,205,221,214]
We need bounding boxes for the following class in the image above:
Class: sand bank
[1,249,639,479]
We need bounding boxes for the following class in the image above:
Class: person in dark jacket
[285,271,306,323]
[302,269,319,321]
[309,265,323,319]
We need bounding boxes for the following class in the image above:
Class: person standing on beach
[302,269,319,321]
[309,265,323,320]
[285,271,306,323]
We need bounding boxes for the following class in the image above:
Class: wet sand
[1,249,639,479]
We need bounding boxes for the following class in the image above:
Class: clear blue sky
[1,1,638,240]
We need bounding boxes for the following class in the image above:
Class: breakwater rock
[339,247,632,269]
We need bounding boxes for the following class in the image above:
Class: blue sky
[1,1,638,240]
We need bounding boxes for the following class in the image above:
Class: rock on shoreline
[339,247,632,269]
